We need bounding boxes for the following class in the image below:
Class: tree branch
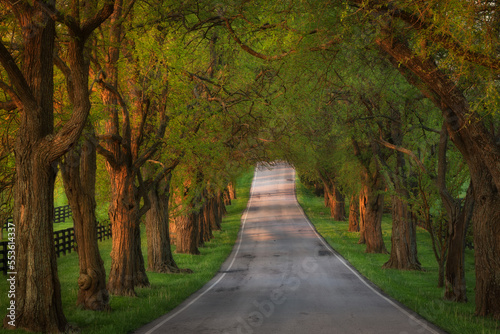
[0,42,36,112]
[97,79,132,150]
[0,80,22,110]
[223,17,296,61]
[375,135,428,175]
[81,1,115,38]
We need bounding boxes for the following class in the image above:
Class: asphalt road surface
[135,163,446,334]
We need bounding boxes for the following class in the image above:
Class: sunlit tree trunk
[175,209,201,255]
[106,167,143,296]
[348,193,360,232]
[60,131,109,310]
[359,169,387,254]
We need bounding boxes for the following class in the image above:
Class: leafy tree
[0,0,113,331]
[348,0,500,318]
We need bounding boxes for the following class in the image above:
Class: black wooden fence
[0,223,112,275]
[3,205,73,229]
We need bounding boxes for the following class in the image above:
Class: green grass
[295,178,500,334]
[0,169,254,334]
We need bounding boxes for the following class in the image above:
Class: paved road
[135,163,446,334]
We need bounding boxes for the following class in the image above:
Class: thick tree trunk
[383,191,421,270]
[133,223,149,288]
[145,175,183,273]
[60,134,109,310]
[224,188,232,206]
[1,2,68,331]
[228,181,237,200]
[444,183,472,301]
[358,191,366,244]
[9,150,68,332]
[470,167,500,317]
[199,202,212,246]
[106,166,147,296]
[175,210,201,255]
[330,184,345,221]
[382,115,420,270]
[359,170,387,254]
[348,193,360,232]
[320,173,345,221]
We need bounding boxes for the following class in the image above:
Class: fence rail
[3,205,73,230]
[0,223,112,275]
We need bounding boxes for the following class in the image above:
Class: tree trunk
[382,114,420,270]
[320,173,345,221]
[359,170,387,254]
[228,181,237,200]
[383,190,421,270]
[198,201,212,246]
[348,193,360,232]
[1,2,68,331]
[330,184,345,221]
[358,191,366,244]
[60,133,110,310]
[134,222,149,288]
[106,166,144,296]
[224,188,232,206]
[9,147,68,333]
[145,174,183,273]
[175,210,201,255]
[443,183,472,301]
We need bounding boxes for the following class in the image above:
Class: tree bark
[198,199,212,247]
[348,193,360,232]
[228,181,237,200]
[105,164,150,295]
[444,183,474,302]
[381,112,421,270]
[320,172,345,221]
[145,173,184,273]
[359,169,387,254]
[175,209,201,255]
[60,131,110,310]
[383,189,421,270]
[358,191,366,244]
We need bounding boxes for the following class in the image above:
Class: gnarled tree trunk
[444,183,474,302]
[320,172,345,221]
[175,209,201,255]
[359,169,387,254]
[348,193,360,232]
[106,166,149,296]
[145,173,183,273]
[0,0,112,330]
[381,113,420,270]
[383,189,420,270]
[60,133,109,310]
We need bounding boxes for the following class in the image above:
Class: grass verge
[295,178,499,334]
[0,169,254,334]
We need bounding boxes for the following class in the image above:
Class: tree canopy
[1,0,500,331]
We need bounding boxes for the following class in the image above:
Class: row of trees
[261,0,500,320]
[1,0,499,332]
[0,0,280,332]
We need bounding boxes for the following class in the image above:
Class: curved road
[135,163,446,334]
